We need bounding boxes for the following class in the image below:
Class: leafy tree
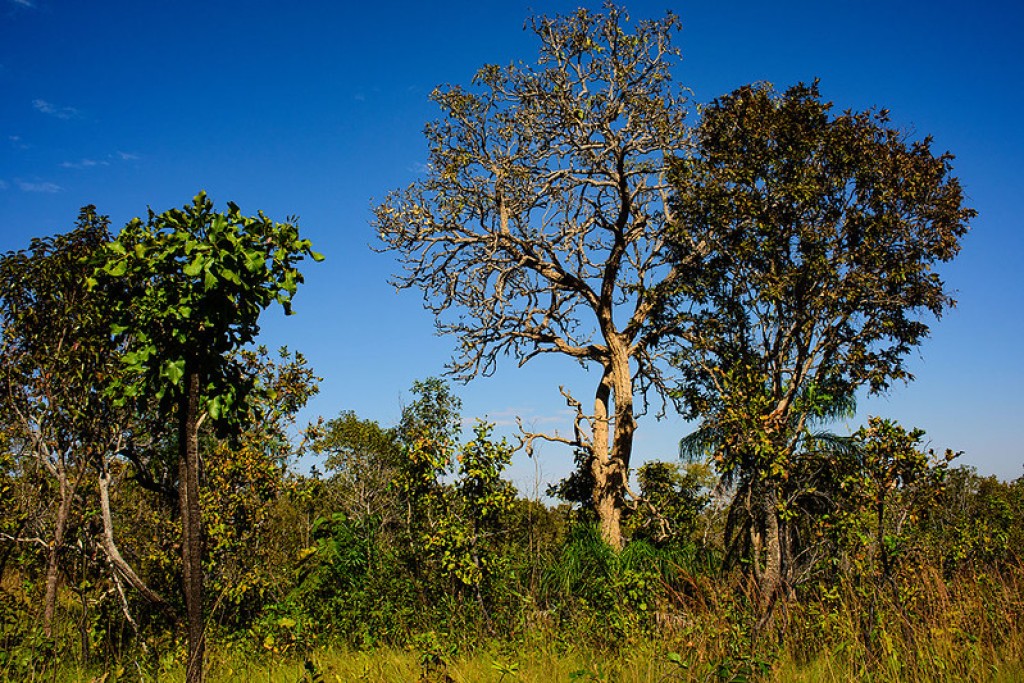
[374,4,692,548]
[922,467,1024,574]
[844,417,956,582]
[665,82,973,601]
[428,421,517,598]
[625,461,713,550]
[93,192,321,682]
[0,209,156,635]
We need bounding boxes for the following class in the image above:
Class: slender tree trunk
[43,470,73,637]
[179,369,204,683]
[97,464,176,619]
[877,491,889,581]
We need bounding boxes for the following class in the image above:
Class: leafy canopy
[667,82,973,478]
[92,192,322,424]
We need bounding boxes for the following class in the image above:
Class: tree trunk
[179,369,205,683]
[759,487,783,606]
[877,492,890,581]
[97,464,176,619]
[589,348,635,550]
[43,470,73,637]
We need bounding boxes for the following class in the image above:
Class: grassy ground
[20,566,1024,682]
[40,636,1024,683]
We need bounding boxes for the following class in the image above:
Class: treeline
[2,4,1020,682]
[2,366,1023,679]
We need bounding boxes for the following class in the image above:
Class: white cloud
[116,151,139,161]
[10,0,35,7]
[9,135,29,150]
[33,99,79,120]
[60,158,109,169]
[0,180,9,190]
[17,180,62,193]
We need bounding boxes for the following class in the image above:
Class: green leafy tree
[427,421,517,596]
[93,192,321,682]
[665,82,973,602]
[0,209,152,636]
[310,409,406,575]
[679,391,860,595]
[922,467,1024,574]
[625,461,713,550]
[392,378,463,583]
[844,417,955,582]
[375,4,692,549]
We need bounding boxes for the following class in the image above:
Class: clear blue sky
[2,0,1022,489]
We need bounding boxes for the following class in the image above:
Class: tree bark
[589,346,635,550]
[179,369,205,683]
[760,487,783,606]
[97,464,177,619]
[42,469,73,637]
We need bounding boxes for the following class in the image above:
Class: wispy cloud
[0,180,9,190]
[116,151,139,161]
[17,180,62,193]
[9,135,29,150]
[60,158,108,169]
[482,406,575,429]
[9,0,36,8]
[33,99,79,120]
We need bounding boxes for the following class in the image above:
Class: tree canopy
[375,4,692,548]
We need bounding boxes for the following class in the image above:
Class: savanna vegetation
[2,5,1019,682]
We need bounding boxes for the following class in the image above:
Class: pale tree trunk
[97,464,176,618]
[589,344,636,550]
[179,369,205,683]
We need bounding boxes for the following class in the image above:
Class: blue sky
[2,0,1022,489]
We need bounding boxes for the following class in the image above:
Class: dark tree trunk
[179,369,204,683]
[43,472,73,637]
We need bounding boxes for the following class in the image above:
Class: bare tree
[375,4,692,548]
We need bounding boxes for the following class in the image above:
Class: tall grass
[35,560,1023,682]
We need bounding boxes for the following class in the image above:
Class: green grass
[36,630,1024,683]
[14,564,1024,683]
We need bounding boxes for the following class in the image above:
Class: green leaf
[105,259,127,277]
[244,249,266,272]
[208,395,222,421]
[161,359,185,385]
[183,257,203,277]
